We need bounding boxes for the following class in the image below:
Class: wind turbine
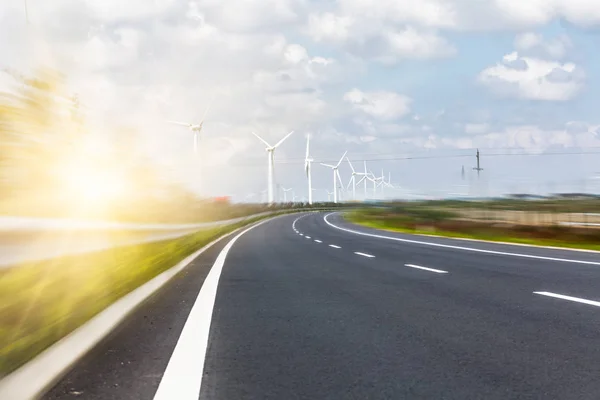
[356,160,370,199]
[346,157,366,201]
[326,190,334,202]
[367,171,382,198]
[283,187,292,202]
[321,151,347,204]
[304,134,314,205]
[252,130,295,206]
[167,98,213,154]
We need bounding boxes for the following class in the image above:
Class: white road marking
[299,234,304,236]
[314,240,322,243]
[324,213,600,266]
[153,220,268,400]
[292,213,310,233]
[329,245,341,249]
[405,264,448,274]
[354,252,375,258]
[534,291,600,308]
[305,236,311,239]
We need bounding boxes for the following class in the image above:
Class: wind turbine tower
[252,130,294,206]
[304,134,314,205]
[321,151,347,204]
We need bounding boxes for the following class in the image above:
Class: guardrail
[0,208,336,268]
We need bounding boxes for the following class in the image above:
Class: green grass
[0,214,277,377]
[346,210,600,252]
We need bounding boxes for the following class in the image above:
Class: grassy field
[346,208,600,251]
[406,198,600,213]
[0,214,273,377]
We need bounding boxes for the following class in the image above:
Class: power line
[230,149,600,167]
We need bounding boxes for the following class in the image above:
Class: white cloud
[307,11,456,63]
[514,32,571,59]
[343,89,412,120]
[465,123,490,135]
[283,44,309,64]
[307,12,353,42]
[378,27,456,63]
[478,47,584,101]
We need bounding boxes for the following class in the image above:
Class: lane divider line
[354,252,375,258]
[314,240,322,243]
[534,291,600,308]
[324,213,600,267]
[292,213,310,234]
[329,245,341,249]
[154,219,271,400]
[405,264,448,274]
[305,236,311,239]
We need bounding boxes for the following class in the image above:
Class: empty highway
[42,211,600,399]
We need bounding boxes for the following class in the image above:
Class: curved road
[44,212,600,399]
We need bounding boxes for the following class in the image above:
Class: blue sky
[2,0,600,200]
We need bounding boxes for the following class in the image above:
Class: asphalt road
[42,211,600,399]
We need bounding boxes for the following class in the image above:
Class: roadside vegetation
[347,203,600,251]
[0,213,285,376]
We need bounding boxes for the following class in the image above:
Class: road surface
[42,211,600,399]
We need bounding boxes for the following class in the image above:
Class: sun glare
[57,147,129,212]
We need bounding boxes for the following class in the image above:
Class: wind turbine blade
[274,130,294,148]
[200,95,215,121]
[305,134,310,159]
[166,120,191,127]
[336,170,344,188]
[346,157,355,173]
[320,163,335,168]
[356,176,367,185]
[251,131,272,148]
[335,151,348,168]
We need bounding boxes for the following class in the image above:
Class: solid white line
[329,244,341,249]
[534,291,600,308]
[154,220,268,400]
[354,252,375,258]
[314,240,322,243]
[405,264,448,274]
[0,219,270,400]
[324,213,600,266]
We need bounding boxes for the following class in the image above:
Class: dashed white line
[354,252,375,258]
[534,291,600,308]
[292,213,310,234]
[324,213,600,266]
[405,264,448,274]
[305,236,311,239]
[329,245,341,249]
[314,240,322,243]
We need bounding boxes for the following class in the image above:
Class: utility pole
[473,149,483,178]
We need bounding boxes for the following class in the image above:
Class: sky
[3,0,600,201]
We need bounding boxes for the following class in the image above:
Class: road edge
[336,211,600,255]
[0,213,298,400]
